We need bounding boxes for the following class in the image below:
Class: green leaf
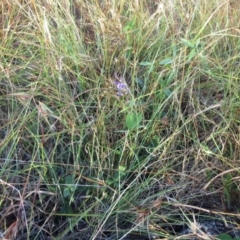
[126,112,143,130]
[119,165,126,172]
[164,88,172,97]
[159,58,173,65]
[60,204,73,214]
[123,19,136,32]
[63,188,70,198]
[140,62,152,66]
[118,165,127,177]
[180,38,194,48]
[166,71,175,84]
[65,175,74,184]
[135,77,144,87]
[187,48,197,62]
[217,233,232,240]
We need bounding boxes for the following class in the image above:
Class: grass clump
[0,0,240,239]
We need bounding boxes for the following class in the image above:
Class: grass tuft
[1,0,240,239]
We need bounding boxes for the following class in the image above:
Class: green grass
[1,0,240,239]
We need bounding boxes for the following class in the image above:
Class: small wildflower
[112,72,130,96]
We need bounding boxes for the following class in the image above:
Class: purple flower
[113,73,130,96]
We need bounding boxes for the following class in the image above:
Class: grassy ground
[0,0,240,239]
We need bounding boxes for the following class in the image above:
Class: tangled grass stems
[0,0,240,239]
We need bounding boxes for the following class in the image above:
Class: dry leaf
[233,28,240,34]
[6,93,33,106]
[37,101,53,118]
[164,173,174,185]
[5,218,19,240]
[136,209,150,224]
[160,116,169,125]
[150,198,162,209]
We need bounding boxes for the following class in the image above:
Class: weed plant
[0,0,240,239]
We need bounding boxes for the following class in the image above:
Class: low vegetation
[0,0,240,239]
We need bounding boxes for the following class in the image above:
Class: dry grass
[0,0,240,239]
